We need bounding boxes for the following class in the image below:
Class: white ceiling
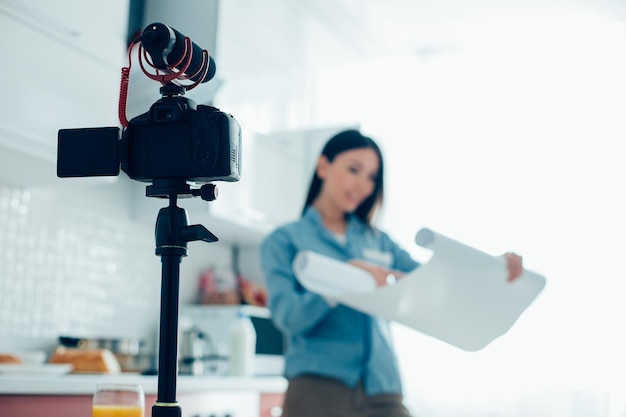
[210,0,626,134]
[216,0,626,80]
[208,0,625,97]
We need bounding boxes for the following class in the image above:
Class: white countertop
[0,374,287,395]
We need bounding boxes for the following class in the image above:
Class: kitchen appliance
[178,326,228,376]
[180,305,285,376]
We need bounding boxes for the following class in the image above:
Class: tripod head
[146,178,218,201]
[151,178,218,253]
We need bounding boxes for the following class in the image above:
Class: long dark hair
[302,129,384,226]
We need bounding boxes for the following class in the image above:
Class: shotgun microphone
[139,22,216,83]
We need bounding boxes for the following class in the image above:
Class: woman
[259,129,522,417]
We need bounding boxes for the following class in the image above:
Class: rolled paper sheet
[293,228,546,351]
[292,251,376,296]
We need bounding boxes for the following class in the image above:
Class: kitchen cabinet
[1,393,285,417]
[0,0,129,159]
[0,392,260,417]
[260,393,284,417]
[0,374,288,417]
[209,130,307,235]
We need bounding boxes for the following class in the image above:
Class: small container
[179,327,210,376]
[228,311,256,376]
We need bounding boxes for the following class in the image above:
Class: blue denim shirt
[259,206,420,395]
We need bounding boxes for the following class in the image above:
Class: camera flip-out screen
[57,127,120,178]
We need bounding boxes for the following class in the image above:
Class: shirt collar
[303,205,365,233]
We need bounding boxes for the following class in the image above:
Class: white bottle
[228,310,257,376]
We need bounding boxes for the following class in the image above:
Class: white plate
[0,364,73,376]
[0,350,46,365]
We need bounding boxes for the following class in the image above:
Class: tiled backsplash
[0,181,231,352]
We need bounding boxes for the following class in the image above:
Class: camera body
[57,95,241,183]
[123,95,241,183]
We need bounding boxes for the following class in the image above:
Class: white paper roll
[293,251,376,296]
[292,228,546,351]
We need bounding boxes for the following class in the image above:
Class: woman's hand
[504,252,523,282]
[349,259,404,287]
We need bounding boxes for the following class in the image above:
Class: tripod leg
[153,203,187,417]
[153,255,182,416]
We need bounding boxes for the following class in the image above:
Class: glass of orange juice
[92,383,145,417]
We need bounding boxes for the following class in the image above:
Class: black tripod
[148,179,218,417]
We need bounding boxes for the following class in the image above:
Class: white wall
[0,172,233,354]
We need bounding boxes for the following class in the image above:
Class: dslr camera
[57,23,241,188]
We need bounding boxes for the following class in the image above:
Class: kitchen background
[2,0,626,416]
[0,179,235,347]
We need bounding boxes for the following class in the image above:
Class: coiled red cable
[118,66,131,128]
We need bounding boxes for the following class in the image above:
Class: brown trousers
[281,375,413,417]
